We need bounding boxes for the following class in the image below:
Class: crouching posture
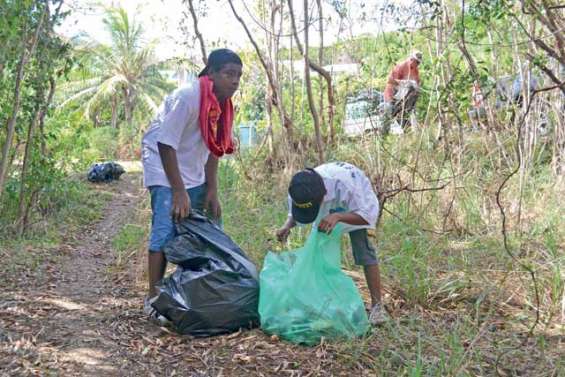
[276,162,389,325]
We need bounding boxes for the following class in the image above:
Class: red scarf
[198,76,234,157]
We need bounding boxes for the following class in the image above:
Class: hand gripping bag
[259,225,369,345]
[152,213,259,336]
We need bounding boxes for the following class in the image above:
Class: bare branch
[495,87,542,336]
[287,0,335,143]
[302,0,324,163]
[526,52,565,96]
[185,0,207,65]
[226,0,293,140]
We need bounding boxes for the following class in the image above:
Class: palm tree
[58,7,171,129]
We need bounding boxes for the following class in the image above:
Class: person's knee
[149,187,175,253]
[350,229,379,266]
[148,249,165,257]
[149,222,174,252]
[355,253,379,266]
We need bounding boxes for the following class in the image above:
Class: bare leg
[363,264,382,307]
[148,251,167,298]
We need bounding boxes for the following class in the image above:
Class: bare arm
[318,212,368,234]
[205,154,219,193]
[337,212,368,225]
[204,154,221,219]
[282,216,297,229]
[158,142,190,221]
[276,216,297,242]
[158,142,184,190]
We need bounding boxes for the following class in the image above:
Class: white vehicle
[343,100,376,136]
[342,90,383,137]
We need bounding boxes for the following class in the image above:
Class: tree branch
[185,0,208,65]
[226,0,293,140]
[287,0,335,142]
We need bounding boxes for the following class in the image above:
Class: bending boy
[276,162,389,325]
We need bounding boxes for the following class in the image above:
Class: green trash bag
[259,225,369,345]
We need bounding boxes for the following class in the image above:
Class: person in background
[381,51,423,132]
[141,49,243,324]
[276,162,389,325]
[468,80,487,130]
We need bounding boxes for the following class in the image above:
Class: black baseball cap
[289,168,327,224]
[198,48,243,77]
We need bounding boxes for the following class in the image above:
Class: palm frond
[140,92,159,114]
[58,86,99,108]
[59,5,168,126]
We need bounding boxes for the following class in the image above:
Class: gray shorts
[349,229,379,265]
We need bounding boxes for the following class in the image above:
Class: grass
[1,124,561,374]
[0,176,110,271]
[112,223,146,269]
[214,127,564,375]
[0,176,112,310]
[71,127,562,375]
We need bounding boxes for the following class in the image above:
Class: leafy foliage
[57,7,173,134]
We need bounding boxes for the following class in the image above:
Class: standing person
[275,162,389,325]
[141,49,243,323]
[381,51,423,132]
[468,80,487,131]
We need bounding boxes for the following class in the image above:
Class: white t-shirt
[141,79,210,188]
[288,162,380,233]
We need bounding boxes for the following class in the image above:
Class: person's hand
[204,189,222,220]
[318,213,342,234]
[276,226,292,242]
[171,188,191,222]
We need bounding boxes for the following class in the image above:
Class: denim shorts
[148,184,207,252]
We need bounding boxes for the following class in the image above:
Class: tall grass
[221,124,563,335]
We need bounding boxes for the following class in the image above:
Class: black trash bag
[87,162,125,183]
[152,212,260,337]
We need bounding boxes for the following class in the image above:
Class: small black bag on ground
[87,162,125,182]
[152,212,260,337]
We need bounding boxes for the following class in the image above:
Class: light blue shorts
[148,184,207,252]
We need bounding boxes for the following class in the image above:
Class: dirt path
[1,173,372,377]
[1,172,561,376]
[1,173,153,375]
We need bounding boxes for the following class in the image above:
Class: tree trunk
[111,95,118,128]
[123,87,135,128]
[0,6,47,200]
[16,100,43,235]
[290,27,296,125]
[315,0,326,139]
[287,0,335,144]
[303,0,324,163]
[17,76,56,235]
[39,78,56,155]
[227,0,294,144]
[271,0,285,155]
[186,0,208,65]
